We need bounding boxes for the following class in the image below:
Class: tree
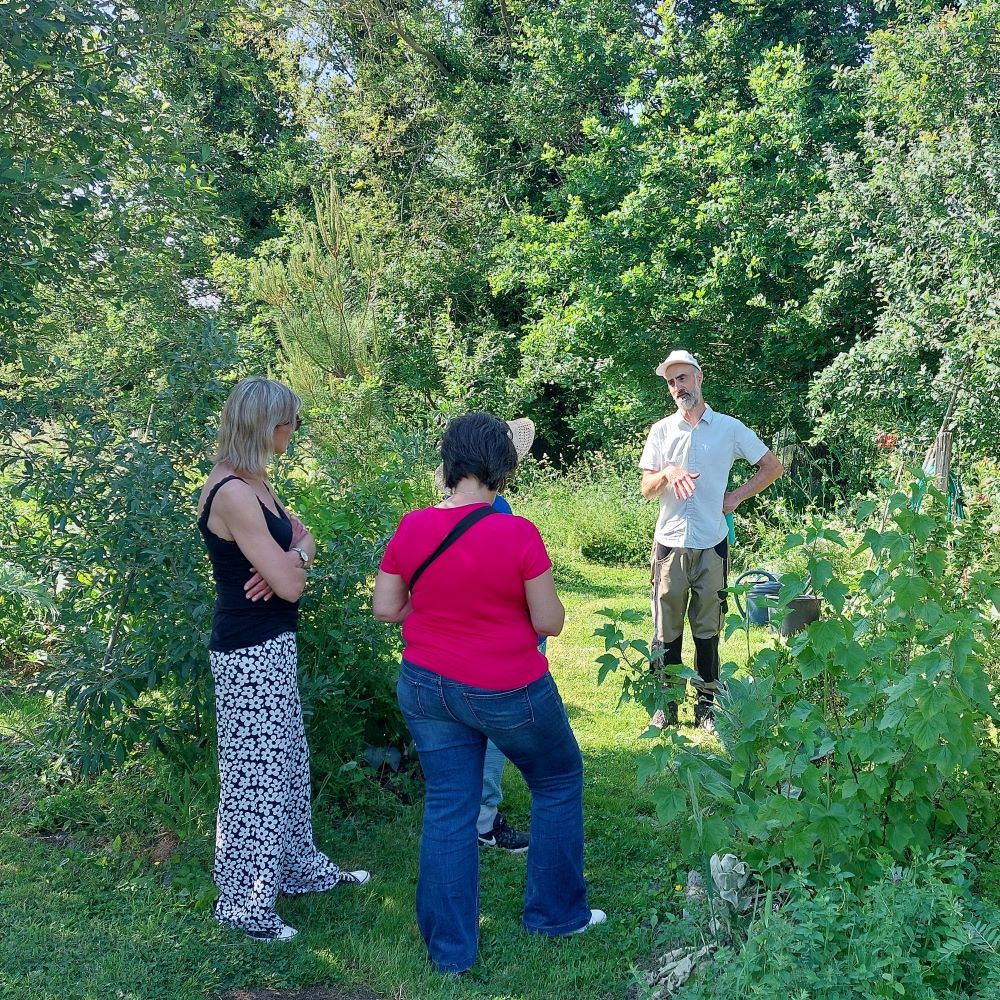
[0,2,214,346]
[243,0,653,427]
[491,2,880,454]
[809,0,1000,470]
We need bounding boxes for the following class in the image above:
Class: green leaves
[596,652,619,685]
[652,785,687,825]
[808,1,1000,472]
[0,3,215,327]
[888,574,929,610]
[610,482,998,889]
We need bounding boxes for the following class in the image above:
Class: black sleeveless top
[197,475,300,652]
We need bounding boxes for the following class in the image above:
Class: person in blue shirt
[436,419,537,852]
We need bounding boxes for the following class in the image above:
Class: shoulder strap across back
[408,506,496,591]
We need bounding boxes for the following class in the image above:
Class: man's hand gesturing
[664,465,700,500]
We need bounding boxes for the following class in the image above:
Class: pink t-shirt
[380,503,552,690]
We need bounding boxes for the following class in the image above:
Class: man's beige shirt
[639,405,768,549]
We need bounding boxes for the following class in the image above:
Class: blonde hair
[214,377,301,476]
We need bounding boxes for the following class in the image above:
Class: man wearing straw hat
[640,351,783,730]
[435,417,537,851]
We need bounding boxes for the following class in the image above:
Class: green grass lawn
[0,554,757,1000]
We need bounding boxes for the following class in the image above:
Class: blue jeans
[397,660,589,973]
[478,637,548,834]
[478,740,507,834]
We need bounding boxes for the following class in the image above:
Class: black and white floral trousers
[210,631,342,934]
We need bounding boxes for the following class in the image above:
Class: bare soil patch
[149,830,179,863]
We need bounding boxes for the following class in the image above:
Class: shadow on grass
[564,703,595,724]
[553,563,630,599]
[216,989,385,1000]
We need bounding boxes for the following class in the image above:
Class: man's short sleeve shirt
[639,406,768,549]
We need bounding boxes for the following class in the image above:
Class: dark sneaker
[478,814,529,853]
[694,701,715,732]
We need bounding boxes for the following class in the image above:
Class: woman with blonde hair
[197,376,369,942]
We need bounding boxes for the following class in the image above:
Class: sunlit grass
[1,550,745,1000]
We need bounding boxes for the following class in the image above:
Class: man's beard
[676,389,701,412]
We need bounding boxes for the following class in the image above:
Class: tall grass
[512,459,656,568]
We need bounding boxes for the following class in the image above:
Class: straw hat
[434,417,535,493]
[506,417,536,462]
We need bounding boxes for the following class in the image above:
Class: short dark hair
[440,412,518,492]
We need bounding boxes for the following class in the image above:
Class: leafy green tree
[0,2,214,344]
[491,2,884,455]
[263,0,651,422]
[0,1,306,768]
[808,0,1000,469]
[161,4,322,254]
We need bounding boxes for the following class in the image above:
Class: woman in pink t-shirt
[373,412,605,974]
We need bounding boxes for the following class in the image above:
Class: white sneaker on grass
[282,868,371,896]
[336,869,371,885]
[243,921,298,942]
[570,909,607,934]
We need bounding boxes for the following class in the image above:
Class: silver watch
[291,545,310,567]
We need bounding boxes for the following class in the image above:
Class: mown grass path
[1,556,728,1000]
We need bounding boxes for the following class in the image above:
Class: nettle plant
[597,479,1000,885]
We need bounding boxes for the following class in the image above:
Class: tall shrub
[809,0,1000,471]
[3,322,232,771]
[599,479,1000,884]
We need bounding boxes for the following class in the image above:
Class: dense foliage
[596,480,999,995]
[601,485,998,879]
[677,854,1000,1000]
[808,2,1000,477]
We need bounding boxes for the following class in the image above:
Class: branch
[496,0,515,47]
[102,568,137,673]
[369,0,451,76]
[0,68,48,118]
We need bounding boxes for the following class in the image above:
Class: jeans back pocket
[462,687,534,731]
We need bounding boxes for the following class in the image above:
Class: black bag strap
[408,506,496,591]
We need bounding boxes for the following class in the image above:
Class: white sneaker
[337,869,371,885]
[244,921,298,941]
[570,909,607,934]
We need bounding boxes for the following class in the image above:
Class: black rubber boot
[693,699,714,731]
[693,634,721,731]
[650,635,683,726]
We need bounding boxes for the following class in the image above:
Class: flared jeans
[397,660,590,973]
